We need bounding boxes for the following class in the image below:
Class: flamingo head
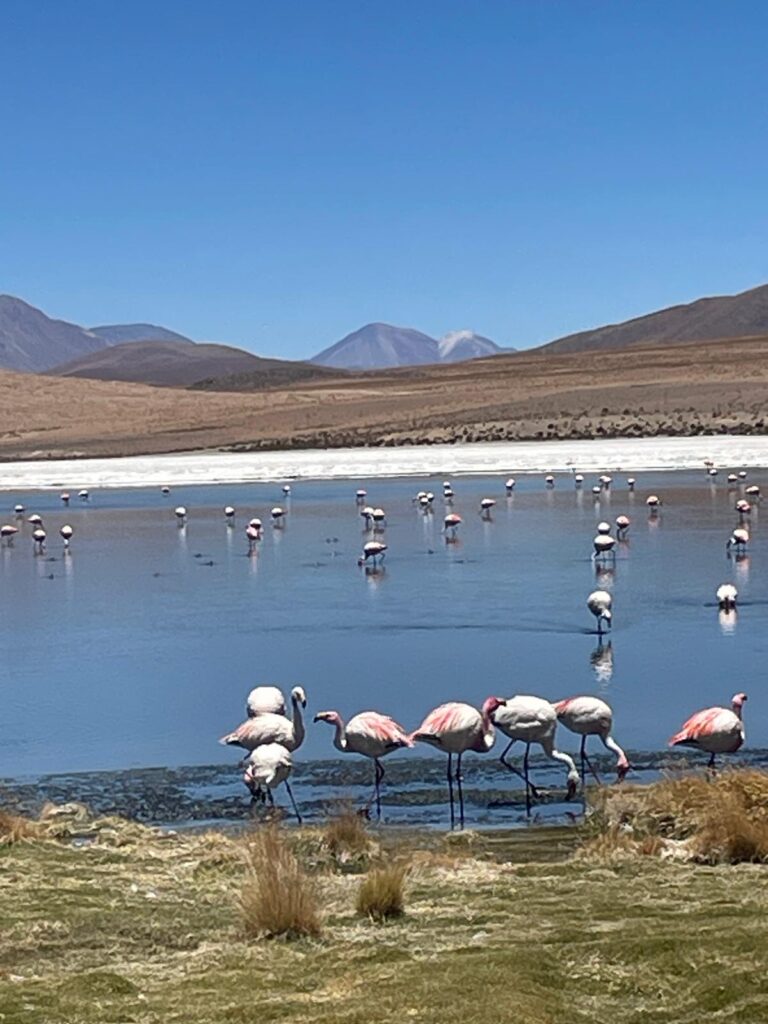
[481,696,507,716]
[732,692,748,711]
[565,770,580,800]
[314,710,340,726]
[616,755,630,782]
[291,686,307,708]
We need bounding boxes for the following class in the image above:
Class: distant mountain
[312,323,439,370]
[438,330,509,363]
[90,323,194,345]
[0,295,109,372]
[50,340,275,388]
[311,322,508,369]
[538,283,768,355]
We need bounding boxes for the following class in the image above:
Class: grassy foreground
[2,782,768,1024]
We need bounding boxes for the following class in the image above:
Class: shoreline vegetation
[2,334,768,462]
[3,771,768,1023]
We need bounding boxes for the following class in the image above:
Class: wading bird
[246,525,260,552]
[616,515,630,538]
[271,507,285,526]
[0,524,18,545]
[505,477,516,494]
[444,513,462,539]
[669,692,747,770]
[78,490,89,501]
[59,525,73,549]
[246,685,287,717]
[242,743,301,823]
[553,696,629,785]
[358,540,387,567]
[32,528,46,554]
[60,492,70,505]
[174,506,187,526]
[592,533,616,560]
[587,590,612,634]
[480,498,496,519]
[727,528,749,553]
[491,695,579,814]
[224,506,235,524]
[220,686,307,753]
[411,697,506,828]
[314,709,412,819]
[716,583,737,610]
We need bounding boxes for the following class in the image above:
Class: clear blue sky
[1,1,766,357]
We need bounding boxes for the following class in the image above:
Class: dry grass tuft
[323,808,373,866]
[0,808,39,845]
[582,769,768,864]
[356,861,408,922]
[241,826,322,939]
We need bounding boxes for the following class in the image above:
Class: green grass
[1,805,768,1023]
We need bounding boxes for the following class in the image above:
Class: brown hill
[2,333,768,460]
[538,283,768,354]
[49,340,328,389]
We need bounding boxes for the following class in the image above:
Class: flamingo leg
[500,740,540,803]
[581,740,602,785]
[446,753,455,830]
[523,743,532,817]
[707,752,717,774]
[284,781,302,825]
[456,753,465,830]
[373,758,384,820]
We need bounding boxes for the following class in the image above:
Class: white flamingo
[220,686,307,752]
[480,498,496,519]
[32,528,46,554]
[59,525,74,549]
[314,709,412,818]
[174,506,187,526]
[0,524,18,546]
[359,540,387,567]
[592,533,616,560]
[246,685,287,717]
[411,696,506,828]
[224,506,235,525]
[553,696,629,785]
[716,584,737,610]
[246,525,260,552]
[271,507,285,527]
[587,589,612,634]
[444,513,462,539]
[615,515,630,538]
[727,528,749,553]
[242,743,301,823]
[492,695,580,812]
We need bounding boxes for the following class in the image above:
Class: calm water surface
[1,471,766,825]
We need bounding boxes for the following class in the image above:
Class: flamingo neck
[291,695,306,746]
[331,716,347,753]
[604,734,628,770]
[479,706,496,751]
[732,701,744,720]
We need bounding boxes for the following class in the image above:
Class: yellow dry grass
[355,860,408,922]
[240,825,322,939]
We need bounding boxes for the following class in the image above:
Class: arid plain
[1,334,767,460]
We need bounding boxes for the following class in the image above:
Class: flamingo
[591,485,602,496]
[360,505,375,529]
[574,474,584,487]
[14,505,25,517]
[27,514,43,527]
[600,475,612,489]
[60,492,70,505]
[411,696,506,828]
[646,495,661,509]
[59,525,73,549]
[224,506,235,525]
[596,521,611,535]
[492,695,580,812]
[745,485,760,498]
[592,533,616,560]
[371,507,386,529]
[505,478,516,494]
[727,474,738,484]
[0,524,18,546]
[246,525,260,553]
[727,528,749,553]
[174,506,187,526]
[444,513,462,539]
[716,584,737,610]
[271,506,285,527]
[355,489,367,504]
[480,498,495,519]
[248,517,263,534]
[739,471,748,480]
[282,484,291,496]
[246,685,287,717]
[553,696,629,785]
[587,590,612,634]
[616,515,630,538]
[443,487,455,501]
[314,709,412,818]
[545,475,555,488]
[32,528,46,554]
[242,743,301,823]
[735,500,751,519]
[627,477,636,490]
[359,540,387,567]
[161,486,171,495]
[708,468,718,480]
[669,692,747,770]
[78,490,89,501]
[220,686,307,752]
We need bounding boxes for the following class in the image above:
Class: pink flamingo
[246,685,287,717]
[314,709,412,818]
[411,697,506,828]
[669,692,747,770]
[553,696,629,785]
[242,743,301,823]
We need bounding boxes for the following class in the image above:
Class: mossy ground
[1,806,767,1024]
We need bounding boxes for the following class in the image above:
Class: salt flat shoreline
[1,435,768,490]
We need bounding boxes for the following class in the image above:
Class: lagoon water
[2,470,767,826]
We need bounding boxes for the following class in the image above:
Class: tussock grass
[582,769,768,863]
[0,807,39,845]
[356,861,408,922]
[323,807,373,867]
[241,826,322,939]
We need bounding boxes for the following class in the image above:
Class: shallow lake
[1,469,766,826]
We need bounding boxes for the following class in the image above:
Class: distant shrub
[241,827,321,939]
[0,808,38,845]
[324,808,372,864]
[356,862,408,922]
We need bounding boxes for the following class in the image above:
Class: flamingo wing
[669,707,730,746]
[354,711,413,748]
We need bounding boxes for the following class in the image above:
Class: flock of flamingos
[1,464,755,828]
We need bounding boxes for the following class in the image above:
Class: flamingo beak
[566,778,578,801]
[617,764,629,783]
